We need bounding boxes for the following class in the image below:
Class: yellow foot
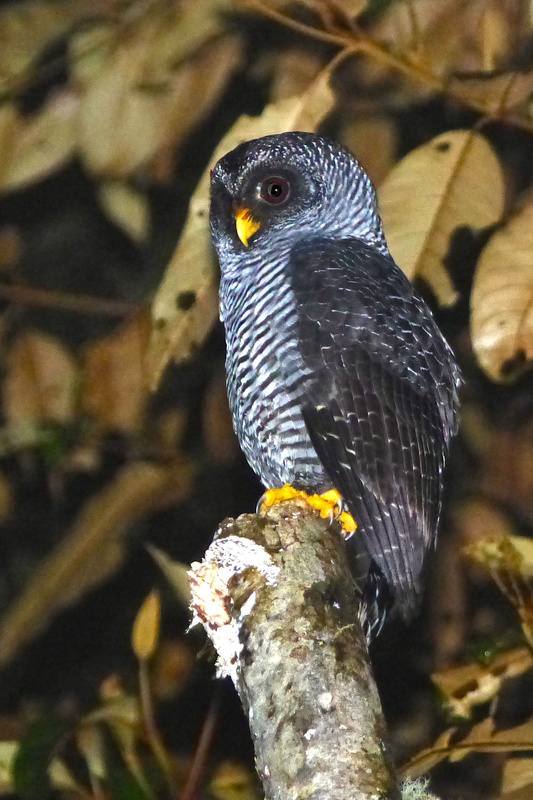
[258,485,357,535]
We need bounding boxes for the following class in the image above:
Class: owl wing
[289,237,460,618]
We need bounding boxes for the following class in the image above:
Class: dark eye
[260,176,290,205]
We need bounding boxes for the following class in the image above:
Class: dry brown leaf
[431,529,466,668]
[450,68,533,115]
[82,310,151,434]
[464,530,533,577]
[480,0,512,71]
[146,59,336,388]
[452,497,518,547]
[502,757,533,797]
[269,48,324,102]
[147,544,191,608]
[203,371,238,464]
[0,91,78,193]
[81,683,147,790]
[0,471,13,524]
[340,112,397,187]
[401,727,455,779]
[463,524,533,645]
[76,724,107,782]
[152,639,196,700]
[471,196,533,382]
[3,330,77,424]
[0,0,82,94]
[0,226,21,269]
[459,410,533,515]
[338,0,369,15]
[210,760,262,800]
[69,22,113,90]
[132,590,161,661]
[366,0,486,91]
[78,33,243,179]
[432,647,533,720]
[143,0,234,75]
[451,716,533,760]
[0,741,16,793]
[0,458,193,667]
[403,717,533,779]
[98,181,150,243]
[379,129,505,306]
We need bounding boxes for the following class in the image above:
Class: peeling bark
[189,500,401,800]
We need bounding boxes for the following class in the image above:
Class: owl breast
[221,263,327,490]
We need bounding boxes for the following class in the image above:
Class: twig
[241,0,533,137]
[180,684,222,800]
[0,282,142,317]
[139,659,175,788]
[189,501,401,800]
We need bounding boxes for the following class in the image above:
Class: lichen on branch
[190,500,401,800]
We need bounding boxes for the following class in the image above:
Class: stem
[179,685,222,800]
[0,282,142,317]
[138,659,175,790]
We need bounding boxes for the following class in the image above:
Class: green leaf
[13,712,73,800]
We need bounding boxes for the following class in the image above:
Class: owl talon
[258,485,357,535]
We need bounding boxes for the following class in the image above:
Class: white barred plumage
[210,132,460,635]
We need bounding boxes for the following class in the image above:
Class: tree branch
[189,500,401,800]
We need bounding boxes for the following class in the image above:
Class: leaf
[209,760,262,800]
[403,717,533,780]
[76,725,107,782]
[0,459,193,667]
[202,372,238,464]
[367,0,491,93]
[0,91,78,193]
[151,640,196,700]
[379,129,505,306]
[479,0,511,71]
[450,716,533,759]
[13,713,72,800]
[464,532,533,579]
[450,67,533,115]
[457,411,533,516]
[340,111,397,186]
[132,590,161,661]
[82,686,149,795]
[269,48,325,103]
[147,544,191,608]
[146,59,336,388]
[3,330,77,425]
[471,195,533,382]
[78,32,243,179]
[432,646,533,720]
[463,528,533,645]
[502,757,533,797]
[401,727,456,779]
[452,497,518,547]
[0,742,17,792]
[48,759,86,796]
[0,1,81,94]
[0,225,21,269]
[82,311,151,434]
[142,0,234,72]
[98,182,150,243]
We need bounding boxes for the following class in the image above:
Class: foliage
[1,0,533,798]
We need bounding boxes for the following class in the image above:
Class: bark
[189,499,401,800]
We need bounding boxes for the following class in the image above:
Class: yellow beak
[235,207,261,246]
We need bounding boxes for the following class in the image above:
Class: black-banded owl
[210,131,460,635]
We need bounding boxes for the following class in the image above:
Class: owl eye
[260,176,290,205]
